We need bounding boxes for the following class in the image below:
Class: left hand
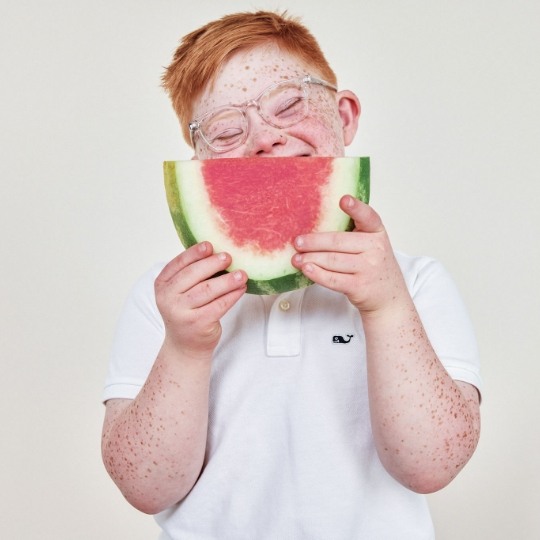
[291,195,409,315]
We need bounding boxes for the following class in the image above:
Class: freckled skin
[102,43,480,513]
[192,44,350,160]
[292,198,481,492]
[364,309,480,491]
[102,355,213,511]
[102,246,248,514]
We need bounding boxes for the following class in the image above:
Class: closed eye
[274,97,305,118]
[209,128,244,144]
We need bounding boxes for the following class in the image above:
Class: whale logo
[332,335,354,344]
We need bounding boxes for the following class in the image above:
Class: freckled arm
[293,198,481,493]
[101,245,247,514]
[101,346,212,514]
[361,300,481,494]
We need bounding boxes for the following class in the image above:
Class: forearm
[102,342,212,514]
[362,298,480,493]
[291,198,480,491]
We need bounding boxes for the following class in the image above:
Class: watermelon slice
[164,156,370,295]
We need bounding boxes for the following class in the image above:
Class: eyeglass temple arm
[303,75,338,92]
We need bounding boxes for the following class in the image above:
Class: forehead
[192,44,314,118]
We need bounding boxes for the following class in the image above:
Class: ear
[336,90,361,146]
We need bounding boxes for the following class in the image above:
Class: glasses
[189,75,337,153]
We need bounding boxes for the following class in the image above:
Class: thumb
[340,195,384,233]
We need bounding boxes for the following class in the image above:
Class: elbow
[110,474,192,515]
[381,426,481,495]
[127,497,174,516]
[102,457,192,515]
[391,457,475,494]
[380,462,454,494]
[101,455,182,515]
[101,442,190,514]
[404,474,454,494]
[378,446,479,495]
[116,484,188,515]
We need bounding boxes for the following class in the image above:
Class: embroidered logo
[333,334,354,344]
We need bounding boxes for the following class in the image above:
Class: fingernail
[346,196,355,208]
[294,254,303,264]
[304,263,314,273]
[199,242,208,253]
[218,252,227,261]
[295,236,304,247]
[233,270,243,281]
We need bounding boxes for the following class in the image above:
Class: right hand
[155,242,248,359]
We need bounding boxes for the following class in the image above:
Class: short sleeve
[396,252,483,396]
[102,262,166,402]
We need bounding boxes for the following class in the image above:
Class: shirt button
[279,300,291,311]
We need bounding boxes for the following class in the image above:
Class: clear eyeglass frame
[188,75,337,153]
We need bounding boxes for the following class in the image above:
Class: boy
[102,11,481,539]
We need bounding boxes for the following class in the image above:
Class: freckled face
[191,44,347,159]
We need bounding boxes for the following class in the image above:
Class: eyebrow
[193,76,305,121]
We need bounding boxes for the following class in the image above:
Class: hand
[291,196,408,315]
[155,242,248,359]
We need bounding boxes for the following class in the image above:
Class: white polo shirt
[103,251,482,539]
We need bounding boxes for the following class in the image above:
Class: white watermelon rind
[164,157,370,295]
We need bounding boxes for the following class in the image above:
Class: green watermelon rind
[164,157,370,295]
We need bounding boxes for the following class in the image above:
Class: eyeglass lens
[200,81,309,150]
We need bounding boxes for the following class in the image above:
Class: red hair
[162,11,337,145]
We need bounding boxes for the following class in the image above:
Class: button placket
[266,289,306,357]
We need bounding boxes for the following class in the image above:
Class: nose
[243,108,287,156]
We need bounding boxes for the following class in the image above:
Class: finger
[158,242,213,283]
[340,196,384,233]
[187,269,248,309]
[156,247,232,296]
[294,230,377,254]
[206,284,248,320]
[298,262,352,294]
[292,251,362,274]
[167,252,234,294]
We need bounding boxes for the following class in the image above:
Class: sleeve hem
[444,365,483,402]
[102,382,143,403]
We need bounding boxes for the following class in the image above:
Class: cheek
[310,96,343,132]
[194,144,212,160]
[303,102,345,154]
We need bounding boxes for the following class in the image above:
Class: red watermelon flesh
[164,156,370,295]
[202,158,332,252]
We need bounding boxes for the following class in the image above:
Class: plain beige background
[1,0,539,538]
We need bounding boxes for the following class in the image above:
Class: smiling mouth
[259,153,312,158]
